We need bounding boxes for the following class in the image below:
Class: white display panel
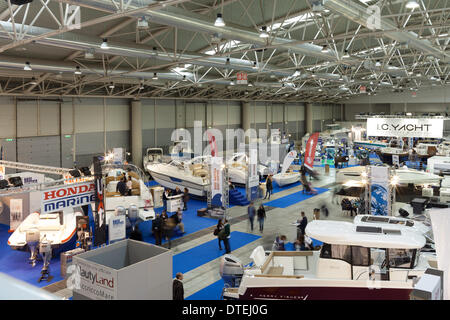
[367,118,443,138]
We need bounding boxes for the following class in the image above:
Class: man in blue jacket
[247,202,256,232]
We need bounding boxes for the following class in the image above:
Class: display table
[167,194,183,212]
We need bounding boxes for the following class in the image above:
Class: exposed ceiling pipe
[323,0,450,63]
[54,0,343,62]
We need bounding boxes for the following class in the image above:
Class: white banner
[248,147,259,188]
[73,259,116,300]
[210,157,223,206]
[281,150,297,174]
[367,118,443,138]
[0,165,5,180]
[9,199,23,231]
[370,166,390,216]
[113,148,123,163]
[41,181,96,214]
[109,215,126,243]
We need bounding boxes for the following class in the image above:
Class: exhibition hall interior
[0,0,449,301]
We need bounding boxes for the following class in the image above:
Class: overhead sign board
[41,181,96,214]
[236,72,248,85]
[367,118,443,138]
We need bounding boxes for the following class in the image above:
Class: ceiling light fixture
[182,75,187,82]
[259,26,269,38]
[24,61,32,71]
[321,45,328,53]
[406,0,420,9]
[152,73,158,80]
[342,49,350,58]
[252,61,258,70]
[108,82,115,89]
[30,77,37,85]
[293,69,301,77]
[214,13,225,27]
[100,38,109,49]
[74,66,82,75]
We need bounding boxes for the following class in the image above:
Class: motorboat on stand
[101,164,155,223]
[226,153,270,184]
[8,208,83,265]
[221,220,436,300]
[272,150,300,187]
[143,148,164,171]
[376,139,409,165]
[146,156,210,197]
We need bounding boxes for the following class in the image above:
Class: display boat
[221,220,436,300]
[353,140,388,150]
[376,147,410,165]
[8,208,82,253]
[101,163,155,223]
[146,156,210,197]
[143,148,163,170]
[336,165,443,186]
[226,153,269,184]
[272,150,300,187]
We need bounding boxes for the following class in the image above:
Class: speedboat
[169,140,193,159]
[336,165,442,186]
[226,153,269,183]
[143,148,163,170]
[222,220,436,300]
[272,150,300,187]
[8,208,83,265]
[101,164,155,223]
[146,156,210,197]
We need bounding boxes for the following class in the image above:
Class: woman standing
[257,204,266,233]
[183,188,189,211]
[215,219,224,250]
[264,175,273,200]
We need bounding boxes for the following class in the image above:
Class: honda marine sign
[367,118,443,138]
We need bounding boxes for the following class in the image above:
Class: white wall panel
[17,100,38,137]
[141,99,155,130]
[175,100,185,128]
[106,98,129,131]
[228,102,241,125]
[74,98,104,133]
[254,102,266,123]
[61,101,73,134]
[186,103,206,127]
[156,100,175,128]
[212,102,228,126]
[272,104,284,122]
[39,101,60,136]
[0,97,16,138]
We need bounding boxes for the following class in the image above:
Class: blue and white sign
[370,166,390,216]
[109,215,126,243]
[247,146,259,201]
[41,182,96,214]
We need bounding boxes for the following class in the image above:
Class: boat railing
[101,163,146,182]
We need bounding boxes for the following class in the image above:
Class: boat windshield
[388,248,416,269]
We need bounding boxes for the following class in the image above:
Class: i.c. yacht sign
[367,118,443,138]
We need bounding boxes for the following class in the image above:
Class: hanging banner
[9,199,23,231]
[93,156,107,246]
[236,72,248,85]
[41,181,95,214]
[392,154,400,166]
[113,148,124,164]
[247,146,259,201]
[210,157,223,207]
[367,118,443,138]
[304,133,319,171]
[370,166,390,216]
[281,150,297,174]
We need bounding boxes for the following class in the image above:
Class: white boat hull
[272,172,300,187]
[147,168,208,197]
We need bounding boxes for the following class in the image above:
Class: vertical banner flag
[9,199,23,232]
[370,166,390,216]
[210,157,223,207]
[304,133,319,171]
[247,145,259,201]
[281,150,297,174]
[93,156,106,246]
[0,165,5,180]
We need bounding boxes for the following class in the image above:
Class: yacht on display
[221,220,436,300]
[101,163,155,223]
[272,150,300,187]
[226,153,270,182]
[376,139,409,165]
[353,140,388,150]
[8,208,83,265]
[143,148,164,170]
[146,156,210,197]
[336,165,443,187]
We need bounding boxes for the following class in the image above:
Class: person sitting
[272,235,287,251]
[126,176,133,196]
[116,177,128,196]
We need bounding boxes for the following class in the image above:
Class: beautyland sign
[367,118,443,138]
[41,181,96,214]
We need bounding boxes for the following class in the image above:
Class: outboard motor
[128,204,139,231]
[220,254,244,288]
[38,236,52,282]
[25,229,40,267]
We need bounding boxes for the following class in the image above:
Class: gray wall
[1,96,341,169]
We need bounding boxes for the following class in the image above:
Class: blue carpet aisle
[263,188,329,208]
[172,231,260,278]
[0,224,63,288]
[186,278,225,300]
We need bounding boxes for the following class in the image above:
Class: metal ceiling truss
[0,0,448,102]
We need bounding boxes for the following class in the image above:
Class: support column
[131,99,143,168]
[305,102,313,134]
[242,101,251,143]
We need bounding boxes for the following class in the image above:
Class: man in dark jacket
[257,204,266,233]
[183,188,189,211]
[152,213,163,245]
[219,219,231,254]
[116,177,128,196]
[173,272,184,300]
[264,175,273,200]
[247,202,256,231]
[298,211,308,236]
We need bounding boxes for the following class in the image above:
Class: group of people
[272,211,312,251]
[214,218,231,253]
[116,173,134,196]
[152,207,185,249]
[247,202,266,233]
[162,187,190,211]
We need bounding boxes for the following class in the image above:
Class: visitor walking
[152,213,163,245]
[257,204,266,233]
[214,219,224,250]
[297,211,308,237]
[264,175,273,200]
[183,188,189,211]
[173,272,184,300]
[247,202,256,231]
[219,218,231,254]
